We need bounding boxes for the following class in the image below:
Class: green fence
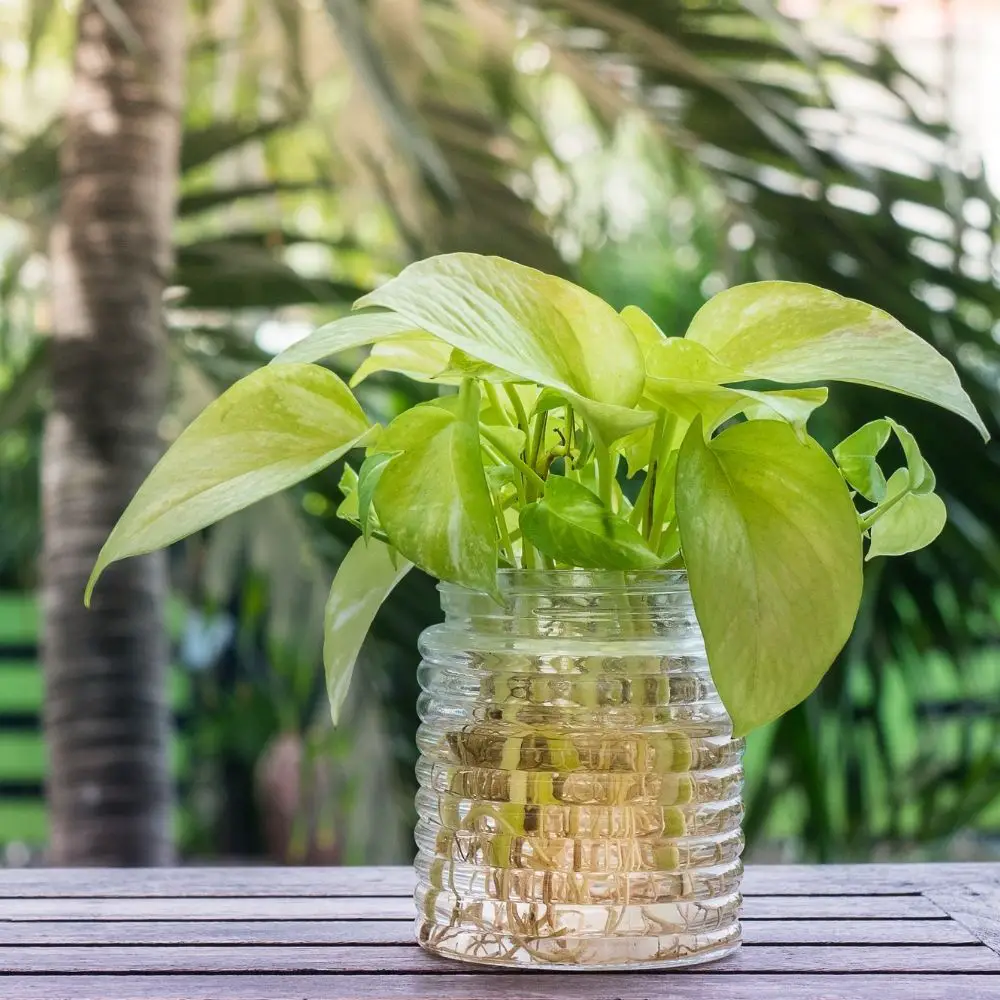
[0,592,191,848]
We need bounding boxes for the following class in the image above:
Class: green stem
[483,382,513,427]
[860,487,909,530]
[648,414,678,550]
[457,378,479,424]
[503,384,530,436]
[595,442,615,509]
[491,483,517,566]
[481,426,545,490]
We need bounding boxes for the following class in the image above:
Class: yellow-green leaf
[371,399,498,594]
[272,311,420,365]
[349,334,452,387]
[324,537,412,724]
[675,418,863,736]
[520,476,661,570]
[356,253,644,409]
[685,281,988,439]
[87,364,372,604]
[868,490,947,560]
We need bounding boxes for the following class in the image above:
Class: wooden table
[1,864,998,998]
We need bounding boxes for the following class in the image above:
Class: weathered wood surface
[0,864,997,999]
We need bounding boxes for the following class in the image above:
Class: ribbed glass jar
[414,570,744,970]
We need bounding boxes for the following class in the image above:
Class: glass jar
[414,570,744,970]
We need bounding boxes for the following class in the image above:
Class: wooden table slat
[4,975,1000,1000]
[0,917,978,946]
[1,863,997,999]
[0,892,947,921]
[0,863,992,898]
[1,943,998,974]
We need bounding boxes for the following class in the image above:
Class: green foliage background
[1,0,998,862]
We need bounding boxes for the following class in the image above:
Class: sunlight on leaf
[356,253,645,409]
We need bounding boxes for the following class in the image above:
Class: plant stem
[483,382,513,426]
[648,413,678,550]
[595,442,615,509]
[503,384,530,435]
[457,378,480,424]
[860,487,909,530]
[481,425,545,490]
[491,484,517,566]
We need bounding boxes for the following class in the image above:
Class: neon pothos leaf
[675,418,863,736]
[324,537,412,724]
[271,311,420,365]
[685,281,988,440]
[350,334,452,387]
[86,364,372,604]
[868,491,947,560]
[355,253,645,409]
[644,337,827,434]
[520,476,662,570]
[371,394,498,595]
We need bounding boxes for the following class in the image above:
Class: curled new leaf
[87,364,372,603]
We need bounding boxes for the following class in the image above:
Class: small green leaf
[350,334,452,387]
[87,364,372,604]
[272,312,420,365]
[888,419,935,494]
[867,491,947,560]
[834,417,935,505]
[324,537,412,724]
[833,420,893,502]
[357,452,397,540]
[675,418,863,736]
[685,281,988,440]
[371,398,498,594]
[356,253,645,408]
[520,476,662,570]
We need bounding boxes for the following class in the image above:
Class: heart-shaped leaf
[685,281,988,439]
[357,452,397,540]
[324,537,412,724]
[356,253,645,410]
[868,490,947,560]
[372,397,498,594]
[87,364,372,603]
[520,476,662,570]
[675,418,863,736]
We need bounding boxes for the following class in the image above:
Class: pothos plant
[86,254,988,737]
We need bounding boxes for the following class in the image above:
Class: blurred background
[0,0,998,868]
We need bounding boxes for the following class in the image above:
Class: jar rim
[439,568,690,598]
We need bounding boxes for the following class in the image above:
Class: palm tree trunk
[41,0,185,865]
